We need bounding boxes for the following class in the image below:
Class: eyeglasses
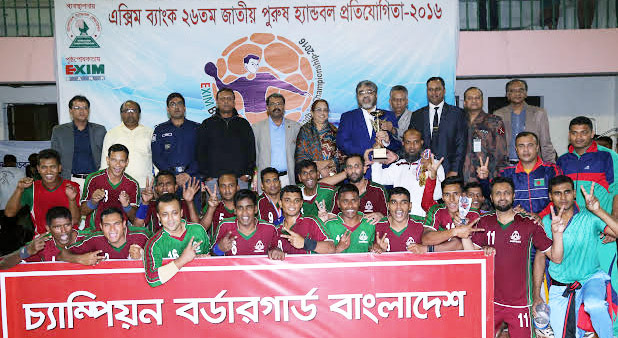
[169,102,184,108]
[268,102,284,107]
[71,106,89,111]
[357,90,375,96]
[121,108,138,114]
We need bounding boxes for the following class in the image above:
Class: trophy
[458,196,471,225]
[370,110,387,160]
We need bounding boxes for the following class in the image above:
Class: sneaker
[582,332,595,338]
[535,326,555,338]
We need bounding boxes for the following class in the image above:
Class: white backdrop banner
[54,0,458,128]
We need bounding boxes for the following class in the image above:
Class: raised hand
[183,177,200,202]
[426,155,445,180]
[581,184,600,212]
[268,248,285,261]
[176,173,190,187]
[119,190,130,207]
[452,217,484,239]
[17,177,34,190]
[374,232,388,253]
[129,244,144,259]
[206,184,220,208]
[380,121,394,134]
[179,237,202,265]
[26,235,46,256]
[280,228,305,249]
[317,200,328,223]
[365,212,384,225]
[476,155,490,180]
[375,130,389,147]
[140,177,154,204]
[218,231,237,252]
[335,230,352,253]
[550,206,567,233]
[65,184,78,200]
[92,188,106,204]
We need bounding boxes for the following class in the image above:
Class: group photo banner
[0,251,493,338]
[54,0,459,129]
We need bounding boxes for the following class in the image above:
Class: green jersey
[144,221,210,287]
[323,212,375,253]
[299,183,336,218]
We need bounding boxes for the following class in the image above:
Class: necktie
[431,106,439,146]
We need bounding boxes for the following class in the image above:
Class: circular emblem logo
[66,11,102,41]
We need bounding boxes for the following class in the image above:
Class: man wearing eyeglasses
[100,100,153,187]
[494,79,556,164]
[51,95,106,191]
[152,93,200,189]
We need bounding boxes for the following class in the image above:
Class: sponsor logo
[66,11,101,48]
[364,201,374,213]
[359,231,368,244]
[254,240,265,253]
[510,230,521,244]
[65,63,105,81]
[406,237,416,246]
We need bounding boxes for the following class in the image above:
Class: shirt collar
[361,107,377,119]
[429,101,445,112]
[269,116,284,128]
[568,141,598,154]
[515,156,543,173]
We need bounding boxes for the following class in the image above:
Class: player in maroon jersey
[200,173,237,235]
[257,167,283,226]
[372,187,427,253]
[133,170,200,233]
[80,144,139,231]
[463,177,565,338]
[4,149,81,235]
[277,185,334,254]
[25,206,89,262]
[331,154,388,224]
[213,189,284,260]
[61,207,151,265]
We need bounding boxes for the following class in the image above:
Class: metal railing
[0,0,616,36]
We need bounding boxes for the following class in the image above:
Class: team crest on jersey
[359,231,368,243]
[406,237,416,246]
[364,201,374,213]
[510,230,521,244]
[254,240,265,253]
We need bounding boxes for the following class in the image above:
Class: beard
[402,151,421,163]
[494,202,513,212]
[348,174,363,183]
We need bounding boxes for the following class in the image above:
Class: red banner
[0,251,493,338]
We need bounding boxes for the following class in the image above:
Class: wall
[0,84,57,140]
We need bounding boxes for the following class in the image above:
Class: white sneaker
[582,332,595,338]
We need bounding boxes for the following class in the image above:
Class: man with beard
[81,144,139,231]
[463,176,565,338]
[144,193,210,287]
[197,88,255,192]
[4,149,81,235]
[408,77,467,177]
[133,170,200,233]
[372,187,428,253]
[367,129,445,217]
[277,185,334,254]
[152,93,200,188]
[213,189,284,259]
[257,168,283,226]
[25,206,89,262]
[253,93,300,189]
[332,154,388,224]
[62,207,151,265]
[337,80,401,158]
[323,184,376,253]
[296,160,337,219]
[200,173,237,236]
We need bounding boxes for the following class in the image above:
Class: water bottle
[533,303,551,330]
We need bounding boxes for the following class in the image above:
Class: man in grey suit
[51,95,106,190]
[494,79,556,164]
[252,93,300,191]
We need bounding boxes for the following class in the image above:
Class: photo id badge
[473,138,482,152]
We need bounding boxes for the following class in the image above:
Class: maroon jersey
[424,204,480,231]
[332,181,388,215]
[144,199,191,233]
[25,230,88,262]
[277,215,331,254]
[203,202,235,235]
[471,212,552,306]
[257,194,283,226]
[215,218,279,256]
[82,169,139,231]
[374,218,425,252]
[68,227,150,259]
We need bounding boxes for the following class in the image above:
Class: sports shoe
[535,326,555,338]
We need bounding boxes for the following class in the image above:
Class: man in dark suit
[408,77,467,177]
[51,95,106,190]
[336,80,401,157]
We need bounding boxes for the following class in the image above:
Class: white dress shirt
[428,101,445,137]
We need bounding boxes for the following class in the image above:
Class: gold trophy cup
[370,110,387,160]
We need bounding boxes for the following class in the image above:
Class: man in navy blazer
[408,77,467,177]
[336,80,401,157]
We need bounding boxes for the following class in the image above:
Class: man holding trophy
[336,80,401,164]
